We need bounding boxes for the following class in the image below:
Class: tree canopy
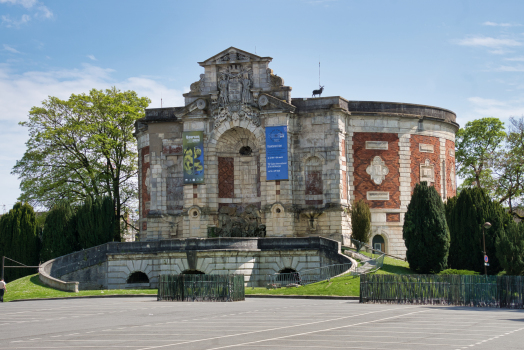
[455,117,506,194]
[12,87,150,240]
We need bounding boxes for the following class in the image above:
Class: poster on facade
[265,126,289,180]
[183,131,205,184]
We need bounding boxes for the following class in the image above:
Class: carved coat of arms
[366,156,389,185]
[212,64,260,129]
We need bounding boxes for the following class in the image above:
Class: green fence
[157,274,245,302]
[360,274,524,308]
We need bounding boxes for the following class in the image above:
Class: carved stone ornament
[211,64,260,129]
[366,156,389,185]
[196,99,206,110]
[258,95,269,107]
[190,74,205,93]
[216,52,250,64]
[266,68,284,88]
[420,159,435,183]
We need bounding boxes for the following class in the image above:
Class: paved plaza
[1,297,524,349]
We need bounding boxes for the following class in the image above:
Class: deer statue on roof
[312,86,324,98]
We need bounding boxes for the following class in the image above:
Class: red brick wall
[218,157,234,198]
[445,139,456,198]
[141,146,150,218]
[353,133,400,209]
[410,135,441,194]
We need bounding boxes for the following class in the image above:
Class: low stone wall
[39,258,79,292]
[41,237,351,290]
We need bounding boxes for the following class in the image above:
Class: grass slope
[246,255,413,297]
[3,274,156,302]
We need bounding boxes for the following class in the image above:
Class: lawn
[3,274,157,302]
[246,253,413,297]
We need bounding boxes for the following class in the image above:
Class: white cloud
[0,0,38,8]
[496,65,524,72]
[455,36,521,48]
[482,21,520,27]
[87,54,97,61]
[505,56,524,61]
[3,44,21,54]
[0,63,184,207]
[464,97,524,123]
[0,0,52,27]
[1,14,30,27]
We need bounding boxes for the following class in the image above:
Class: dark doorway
[127,271,149,284]
[182,270,205,275]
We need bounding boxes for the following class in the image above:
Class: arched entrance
[372,235,386,253]
[127,271,149,284]
[181,269,205,275]
[214,127,264,237]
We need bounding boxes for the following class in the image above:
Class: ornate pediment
[198,47,271,67]
[258,93,296,113]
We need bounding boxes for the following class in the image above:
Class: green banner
[183,131,204,184]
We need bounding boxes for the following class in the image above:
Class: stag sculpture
[312,86,324,97]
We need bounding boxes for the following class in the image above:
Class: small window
[239,146,252,156]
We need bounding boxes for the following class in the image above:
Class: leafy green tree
[40,202,77,262]
[76,196,114,249]
[350,200,371,251]
[403,182,450,273]
[496,221,524,275]
[456,118,506,194]
[445,187,509,274]
[12,87,149,241]
[0,203,39,282]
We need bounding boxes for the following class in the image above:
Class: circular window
[276,208,281,213]
[192,210,198,217]
[239,146,252,156]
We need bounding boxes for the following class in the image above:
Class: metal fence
[267,254,385,288]
[360,274,524,308]
[157,274,245,302]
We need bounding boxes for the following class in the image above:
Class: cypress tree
[40,201,77,262]
[496,222,524,275]
[351,200,371,251]
[77,196,114,249]
[446,187,509,274]
[403,182,450,273]
[0,203,39,282]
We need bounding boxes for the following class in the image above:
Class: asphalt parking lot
[1,297,524,349]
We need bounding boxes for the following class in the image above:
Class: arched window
[305,157,323,205]
[127,271,149,284]
[277,268,300,285]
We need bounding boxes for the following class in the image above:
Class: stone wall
[41,237,351,290]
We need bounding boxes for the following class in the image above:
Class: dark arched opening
[127,271,149,284]
[277,268,300,285]
[372,235,386,253]
[182,269,205,275]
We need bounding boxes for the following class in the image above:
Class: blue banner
[265,126,288,180]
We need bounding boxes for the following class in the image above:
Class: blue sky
[1,0,524,211]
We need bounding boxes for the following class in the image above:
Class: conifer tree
[496,222,524,275]
[0,203,39,282]
[445,187,509,274]
[351,200,371,251]
[77,196,114,249]
[40,202,77,262]
[403,182,450,273]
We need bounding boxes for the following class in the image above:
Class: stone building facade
[135,47,458,258]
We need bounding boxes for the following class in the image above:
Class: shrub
[351,200,371,251]
[403,182,450,274]
[438,269,479,275]
[496,222,524,275]
[445,187,510,274]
